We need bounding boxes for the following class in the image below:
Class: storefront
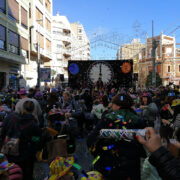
[8,65,21,90]
[0,72,6,90]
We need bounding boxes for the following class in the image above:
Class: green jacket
[105,109,139,124]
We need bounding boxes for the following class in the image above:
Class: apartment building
[23,0,53,88]
[138,33,180,88]
[71,22,90,60]
[52,13,90,84]
[0,0,29,89]
[117,39,145,73]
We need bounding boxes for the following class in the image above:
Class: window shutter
[21,7,27,27]
[8,0,19,21]
[21,37,28,50]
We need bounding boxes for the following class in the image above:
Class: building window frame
[168,65,171,73]
[8,30,20,55]
[0,40,5,50]
[78,36,82,40]
[8,0,19,23]
[0,25,6,50]
[0,0,6,13]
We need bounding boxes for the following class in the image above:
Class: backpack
[1,113,21,156]
[2,113,40,157]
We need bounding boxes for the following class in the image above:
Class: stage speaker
[60,74,64,81]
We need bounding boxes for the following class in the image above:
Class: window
[21,7,27,29]
[39,0,43,4]
[166,48,172,55]
[36,31,44,49]
[8,0,19,22]
[21,37,28,57]
[53,31,61,35]
[0,25,6,50]
[168,65,171,73]
[149,48,152,58]
[78,29,82,33]
[36,7,43,27]
[57,44,62,49]
[78,36,82,40]
[8,30,19,55]
[45,0,51,13]
[46,39,51,52]
[0,0,6,13]
[45,18,51,32]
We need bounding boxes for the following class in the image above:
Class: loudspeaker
[60,74,64,81]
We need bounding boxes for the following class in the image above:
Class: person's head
[141,93,152,105]
[18,88,27,99]
[111,94,133,111]
[22,101,34,114]
[35,85,40,91]
[34,91,43,100]
[28,88,34,94]
[93,99,99,105]
[63,91,71,102]
[102,95,109,107]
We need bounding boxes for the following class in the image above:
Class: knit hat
[112,94,133,108]
[34,91,43,98]
[51,88,58,93]
[0,154,14,175]
[9,164,23,180]
[80,171,103,180]
[18,88,27,95]
[142,93,150,97]
[168,92,176,97]
[49,157,74,180]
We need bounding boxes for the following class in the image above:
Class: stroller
[45,108,76,163]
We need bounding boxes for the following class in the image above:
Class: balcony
[63,40,71,47]
[60,60,68,67]
[63,29,71,35]
[0,48,26,64]
[63,52,71,59]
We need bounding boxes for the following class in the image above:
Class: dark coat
[1,112,42,162]
[149,146,180,180]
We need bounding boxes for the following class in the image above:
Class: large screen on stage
[68,60,133,89]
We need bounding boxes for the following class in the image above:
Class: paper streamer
[100,129,146,140]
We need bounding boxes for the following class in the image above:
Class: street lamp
[36,19,43,88]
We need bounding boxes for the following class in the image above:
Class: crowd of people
[0,84,179,180]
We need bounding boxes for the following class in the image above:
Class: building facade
[138,33,180,88]
[51,14,90,85]
[0,0,29,89]
[70,22,90,61]
[117,39,145,73]
[52,14,73,82]
[23,0,53,88]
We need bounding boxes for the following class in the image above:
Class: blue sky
[53,0,180,59]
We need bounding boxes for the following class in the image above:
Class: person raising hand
[137,128,180,180]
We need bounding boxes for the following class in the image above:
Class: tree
[146,71,162,87]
